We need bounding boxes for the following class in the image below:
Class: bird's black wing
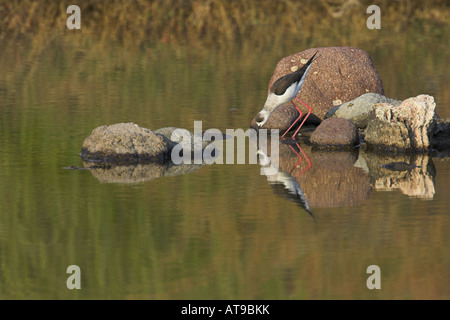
[270,51,318,96]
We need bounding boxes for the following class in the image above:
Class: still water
[0,29,449,299]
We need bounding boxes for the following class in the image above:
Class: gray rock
[81,124,224,166]
[325,93,402,128]
[365,95,437,152]
[310,118,359,147]
[80,124,225,183]
[155,126,224,164]
[81,123,171,164]
[155,126,211,150]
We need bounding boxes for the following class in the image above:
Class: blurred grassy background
[1,0,449,123]
[1,0,449,46]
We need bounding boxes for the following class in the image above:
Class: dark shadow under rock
[431,118,450,156]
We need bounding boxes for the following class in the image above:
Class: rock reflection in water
[295,146,371,209]
[83,161,205,184]
[257,139,371,209]
[359,151,436,199]
[257,138,437,211]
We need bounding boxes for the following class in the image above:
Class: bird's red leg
[281,100,303,138]
[291,97,312,138]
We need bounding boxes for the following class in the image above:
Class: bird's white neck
[256,61,313,128]
[262,92,284,113]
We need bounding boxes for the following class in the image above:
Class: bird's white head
[255,110,270,127]
[255,93,281,127]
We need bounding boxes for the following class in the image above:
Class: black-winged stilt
[256,51,318,138]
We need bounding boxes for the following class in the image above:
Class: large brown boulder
[252,47,384,129]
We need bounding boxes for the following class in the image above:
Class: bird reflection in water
[257,142,313,218]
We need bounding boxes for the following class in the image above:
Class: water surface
[0,27,449,299]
